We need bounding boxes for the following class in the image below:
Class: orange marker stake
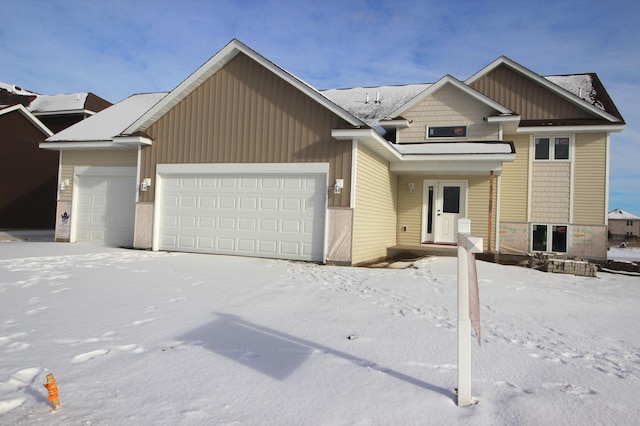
[43,374,60,409]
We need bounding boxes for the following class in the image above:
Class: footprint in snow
[132,318,157,326]
[72,349,110,363]
[25,306,48,315]
[0,398,26,415]
[115,344,145,354]
[0,367,41,392]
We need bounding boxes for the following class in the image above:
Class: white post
[457,218,482,407]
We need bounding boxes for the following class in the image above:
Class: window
[428,126,467,138]
[534,136,571,160]
[532,224,568,253]
[627,220,634,226]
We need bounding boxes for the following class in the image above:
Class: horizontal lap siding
[352,146,397,264]
[397,177,423,246]
[59,150,138,202]
[499,135,529,222]
[573,133,607,225]
[141,53,352,208]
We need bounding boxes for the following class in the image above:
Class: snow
[45,93,167,142]
[1,242,639,425]
[321,84,431,131]
[28,94,89,114]
[608,208,640,221]
[545,74,605,110]
[394,142,513,155]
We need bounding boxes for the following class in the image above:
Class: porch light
[408,182,415,193]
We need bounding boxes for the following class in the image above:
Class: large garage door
[74,167,136,247]
[157,164,327,261]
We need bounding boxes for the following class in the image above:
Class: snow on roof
[320,84,431,131]
[608,208,640,220]
[0,81,38,96]
[46,93,168,142]
[394,142,514,155]
[545,74,605,110]
[29,93,89,113]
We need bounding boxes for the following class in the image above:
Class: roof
[0,103,53,136]
[45,92,167,143]
[124,39,365,134]
[320,83,431,132]
[0,81,109,115]
[608,208,640,220]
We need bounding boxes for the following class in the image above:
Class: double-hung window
[532,224,567,253]
[534,136,571,160]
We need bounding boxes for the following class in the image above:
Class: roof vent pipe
[365,92,369,104]
[375,91,380,103]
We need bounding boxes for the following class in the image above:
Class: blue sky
[2,0,638,214]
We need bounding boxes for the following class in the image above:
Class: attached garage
[155,163,329,262]
[72,167,137,247]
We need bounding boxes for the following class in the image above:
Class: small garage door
[74,167,136,247]
[157,164,328,261]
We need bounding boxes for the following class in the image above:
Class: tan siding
[470,65,591,120]
[531,162,571,223]
[399,84,500,142]
[352,145,398,264]
[141,53,352,207]
[573,133,607,225]
[58,149,137,201]
[397,177,423,245]
[467,176,490,251]
[499,135,529,221]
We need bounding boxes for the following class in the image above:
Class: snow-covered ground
[1,242,639,425]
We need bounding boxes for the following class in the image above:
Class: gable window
[532,224,567,253]
[428,126,467,138]
[534,136,571,160]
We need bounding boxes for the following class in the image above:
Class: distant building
[608,208,640,238]
[0,83,111,228]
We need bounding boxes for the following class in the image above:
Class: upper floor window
[534,136,571,160]
[428,126,467,138]
[627,220,634,226]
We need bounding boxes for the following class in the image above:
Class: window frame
[427,125,467,139]
[533,135,572,161]
[531,223,568,253]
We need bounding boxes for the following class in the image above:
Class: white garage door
[74,167,136,247]
[157,164,328,262]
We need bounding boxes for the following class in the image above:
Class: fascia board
[1,104,53,136]
[486,115,521,123]
[39,141,132,150]
[33,109,95,117]
[125,39,364,134]
[387,75,512,119]
[332,128,402,161]
[517,124,625,134]
[399,153,515,162]
[114,136,153,146]
[466,56,621,123]
[390,158,510,175]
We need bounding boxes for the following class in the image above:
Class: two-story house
[40,39,624,264]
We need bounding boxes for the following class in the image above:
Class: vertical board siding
[399,85,499,142]
[499,135,529,221]
[141,53,352,207]
[573,133,607,225]
[469,65,591,120]
[352,146,398,264]
[59,150,137,202]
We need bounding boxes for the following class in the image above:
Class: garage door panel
[159,170,326,261]
[75,170,135,247]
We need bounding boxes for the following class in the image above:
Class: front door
[423,180,467,244]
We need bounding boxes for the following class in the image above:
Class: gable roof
[388,74,515,120]
[42,92,167,149]
[124,39,365,134]
[0,103,53,136]
[608,208,640,220]
[466,56,623,124]
[0,82,111,116]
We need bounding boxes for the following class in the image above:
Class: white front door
[423,180,467,244]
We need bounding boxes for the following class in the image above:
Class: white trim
[125,39,364,134]
[33,109,95,117]
[40,141,136,150]
[350,139,357,208]
[390,160,506,176]
[156,162,329,175]
[388,75,513,119]
[0,104,53,136]
[56,152,63,200]
[135,146,142,203]
[570,136,576,223]
[518,125,624,134]
[527,136,533,223]
[495,174,502,251]
[605,133,611,226]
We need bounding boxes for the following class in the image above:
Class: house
[608,209,640,239]
[0,83,111,228]
[40,39,625,264]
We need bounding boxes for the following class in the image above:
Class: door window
[442,186,461,213]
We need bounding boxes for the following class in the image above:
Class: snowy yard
[1,242,639,425]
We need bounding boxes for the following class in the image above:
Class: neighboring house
[608,209,640,238]
[40,39,624,264]
[0,83,111,228]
